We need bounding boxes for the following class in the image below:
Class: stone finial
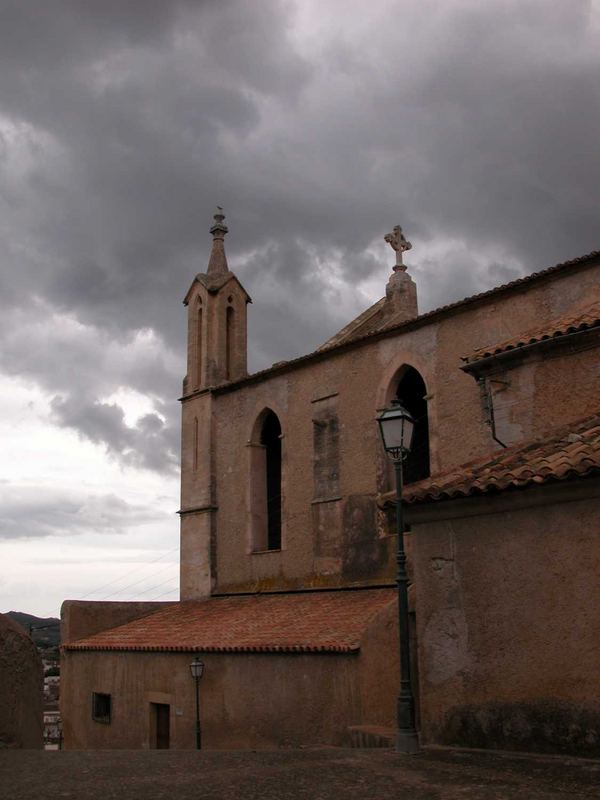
[384,224,417,321]
[384,225,412,272]
[207,206,229,275]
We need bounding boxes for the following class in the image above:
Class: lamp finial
[207,206,229,275]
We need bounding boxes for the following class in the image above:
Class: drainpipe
[478,377,507,449]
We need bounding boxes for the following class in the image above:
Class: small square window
[92,692,111,724]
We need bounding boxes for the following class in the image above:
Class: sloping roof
[391,412,600,505]
[63,588,396,654]
[183,271,252,305]
[318,297,387,350]
[193,249,599,398]
[319,250,600,352]
[462,301,600,366]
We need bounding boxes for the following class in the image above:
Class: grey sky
[0,486,168,540]
[0,1,598,607]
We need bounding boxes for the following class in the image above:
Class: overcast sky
[1,0,599,618]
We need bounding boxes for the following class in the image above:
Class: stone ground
[1,747,599,800]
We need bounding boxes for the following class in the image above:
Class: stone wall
[409,477,600,756]
[483,341,600,447]
[0,614,43,749]
[179,259,600,597]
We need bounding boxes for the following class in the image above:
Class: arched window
[225,305,234,381]
[195,299,203,388]
[249,410,282,551]
[262,412,282,549]
[394,366,430,484]
[193,417,199,472]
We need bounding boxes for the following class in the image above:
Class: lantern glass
[190,658,204,679]
[377,401,415,456]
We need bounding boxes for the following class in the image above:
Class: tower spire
[207,206,229,276]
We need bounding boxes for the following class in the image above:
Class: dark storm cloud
[50,395,178,473]
[0,486,166,539]
[0,302,181,471]
[0,0,598,470]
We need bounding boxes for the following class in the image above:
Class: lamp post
[189,657,204,750]
[377,399,419,754]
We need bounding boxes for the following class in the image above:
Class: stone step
[348,725,396,748]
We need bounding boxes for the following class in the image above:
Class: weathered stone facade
[61,213,600,753]
[409,479,600,756]
[179,236,599,602]
[61,595,401,750]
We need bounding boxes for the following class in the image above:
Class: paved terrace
[1,747,599,800]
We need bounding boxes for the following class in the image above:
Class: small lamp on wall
[190,657,205,749]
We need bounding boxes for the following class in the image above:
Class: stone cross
[384,225,412,271]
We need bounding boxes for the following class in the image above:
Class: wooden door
[155,703,170,749]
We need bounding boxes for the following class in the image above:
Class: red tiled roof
[389,413,600,505]
[463,301,600,366]
[190,249,599,398]
[63,588,396,654]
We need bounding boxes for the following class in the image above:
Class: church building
[61,211,600,754]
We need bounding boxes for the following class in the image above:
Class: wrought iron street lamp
[377,399,419,753]
[190,657,205,750]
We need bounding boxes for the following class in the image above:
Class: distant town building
[44,675,60,705]
[43,709,62,750]
[61,213,600,755]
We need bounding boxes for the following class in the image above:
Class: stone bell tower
[183,207,251,394]
[180,208,251,600]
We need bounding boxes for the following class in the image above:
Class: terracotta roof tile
[390,413,600,505]
[463,301,600,365]
[63,588,396,654]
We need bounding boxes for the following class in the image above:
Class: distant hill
[5,611,61,648]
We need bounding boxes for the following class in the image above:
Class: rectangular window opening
[92,692,112,724]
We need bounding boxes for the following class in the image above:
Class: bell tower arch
[183,207,251,393]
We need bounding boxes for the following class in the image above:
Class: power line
[100,561,178,601]
[147,587,180,602]
[132,574,179,599]
[80,545,179,599]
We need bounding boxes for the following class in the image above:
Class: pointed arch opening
[249,409,282,551]
[193,416,199,472]
[380,365,430,490]
[195,298,203,389]
[393,366,430,484]
[225,304,235,381]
